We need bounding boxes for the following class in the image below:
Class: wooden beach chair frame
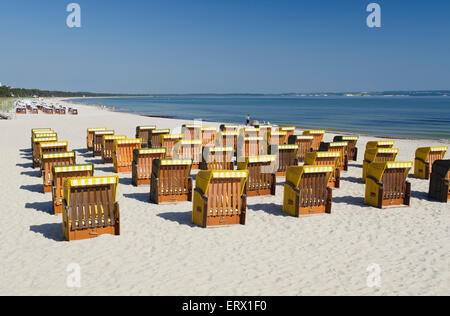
[132,148,166,186]
[216,131,238,155]
[428,160,450,203]
[38,141,69,171]
[160,134,184,159]
[362,148,399,183]
[267,131,288,147]
[87,128,107,152]
[93,130,115,157]
[148,129,170,148]
[302,130,326,151]
[237,136,266,160]
[270,144,299,176]
[414,146,448,180]
[279,127,296,142]
[173,139,203,169]
[102,135,127,164]
[304,151,341,188]
[237,155,276,196]
[288,135,314,163]
[334,136,359,161]
[113,139,142,173]
[182,124,202,140]
[41,151,76,193]
[319,142,349,172]
[135,125,156,148]
[200,146,234,171]
[220,124,239,133]
[201,127,218,147]
[365,140,395,151]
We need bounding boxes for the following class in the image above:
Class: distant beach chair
[302,130,326,151]
[220,124,239,133]
[150,159,193,204]
[267,131,288,147]
[192,170,248,228]
[279,127,296,142]
[16,107,27,114]
[201,127,218,147]
[62,176,120,241]
[304,151,341,188]
[41,151,76,193]
[135,125,156,148]
[173,139,203,169]
[87,128,107,152]
[428,160,450,203]
[160,134,184,158]
[30,107,39,114]
[238,136,266,160]
[51,164,94,214]
[148,129,170,148]
[132,148,166,186]
[113,139,142,173]
[334,136,359,161]
[364,162,412,209]
[362,148,399,183]
[365,140,395,150]
[182,124,202,140]
[102,135,127,164]
[414,146,448,179]
[31,131,56,153]
[288,135,314,162]
[93,130,114,157]
[200,146,234,170]
[216,131,238,155]
[32,136,58,167]
[38,141,69,170]
[270,144,299,176]
[237,155,276,196]
[319,142,349,171]
[283,165,334,217]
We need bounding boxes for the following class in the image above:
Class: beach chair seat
[302,130,326,151]
[193,170,248,228]
[102,135,127,164]
[150,159,193,203]
[148,129,170,148]
[42,151,76,193]
[52,164,94,214]
[304,151,341,188]
[365,140,395,150]
[135,125,156,148]
[414,146,448,180]
[201,127,218,147]
[200,146,234,170]
[62,176,120,241]
[237,136,266,160]
[237,155,276,196]
[216,131,238,155]
[267,131,288,147]
[270,144,299,176]
[182,124,202,140]
[279,127,296,142]
[93,130,115,157]
[428,160,450,202]
[173,139,203,169]
[132,148,166,186]
[334,136,359,161]
[319,142,349,171]
[113,139,142,173]
[365,162,412,209]
[220,124,239,133]
[362,148,399,183]
[38,141,69,171]
[288,135,314,162]
[283,165,333,216]
[160,134,184,158]
[86,128,107,152]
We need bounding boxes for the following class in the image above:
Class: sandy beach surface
[0,98,448,296]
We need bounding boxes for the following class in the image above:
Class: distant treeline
[0,86,119,98]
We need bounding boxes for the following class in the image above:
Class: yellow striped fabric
[295,135,314,140]
[209,146,233,152]
[42,152,75,159]
[87,127,107,132]
[248,155,277,163]
[271,131,288,136]
[180,139,202,145]
[329,142,348,147]
[376,141,395,146]
[116,139,141,145]
[278,144,298,150]
[138,125,156,130]
[430,146,448,152]
[376,148,399,154]
[303,166,334,173]
[54,165,93,173]
[386,162,413,169]
[316,151,340,158]
[69,176,118,187]
[162,134,184,139]
[221,132,238,136]
[342,136,359,141]
[33,137,57,143]
[244,136,263,141]
[212,171,248,179]
[154,129,170,133]
[40,141,68,148]
[280,127,296,131]
[305,130,325,134]
[94,130,114,135]
[201,127,218,131]
[104,135,126,141]
[161,159,193,165]
[139,148,166,154]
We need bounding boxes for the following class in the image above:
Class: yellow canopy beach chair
[302,130,325,151]
[237,155,276,196]
[304,151,341,188]
[362,148,399,182]
[414,146,448,179]
[132,148,166,186]
[428,160,450,203]
[87,127,107,152]
[102,135,127,164]
[200,146,234,170]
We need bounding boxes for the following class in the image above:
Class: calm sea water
[71,96,450,140]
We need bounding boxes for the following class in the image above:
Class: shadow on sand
[30,224,64,242]
[123,192,149,203]
[247,203,288,217]
[157,211,196,227]
[25,201,53,214]
[20,184,43,193]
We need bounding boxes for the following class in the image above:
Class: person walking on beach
[246,114,250,126]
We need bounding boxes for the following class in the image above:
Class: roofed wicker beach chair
[283,165,334,217]
[333,136,359,161]
[173,139,203,169]
[38,141,69,171]
[31,128,54,147]
[220,124,240,133]
[148,129,170,148]
[150,159,193,204]
[93,130,115,157]
[135,125,156,148]
[267,130,288,147]
[160,134,184,158]
[319,142,349,171]
[31,131,57,155]
[279,126,296,142]
[32,136,58,168]
[428,160,450,203]
[302,130,326,151]
[62,176,120,241]
[257,125,273,139]
[288,135,314,162]
[362,148,399,183]
[52,164,94,214]
[182,124,202,140]
[200,146,234,170]
[237,136,266,160]
[201,127,218,147]
[102,135,127,164]
[86,128,107,152]
[193,170,248,228]
[414,146,448,180]
[364,161,412,209]
[132,148,166,186]
[216,131,238,155]
[237,155,276,196]
[41,151,76,193]
[365,140,395,150]
[239,127,259,138]
[113,139,142,173]
[270,144,299,176]
[304,151,341,188]
[16,106,26,114]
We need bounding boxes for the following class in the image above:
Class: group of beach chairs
[16,101,78,115]
[28,125,449,242]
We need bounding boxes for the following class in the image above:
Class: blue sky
[1,0,449,94]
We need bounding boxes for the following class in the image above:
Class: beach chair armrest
[367,175,382,186]
[415,157,427,164]
[194,187,207,200]
[286,180,300,194]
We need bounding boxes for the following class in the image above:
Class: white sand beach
[0,98,448,296]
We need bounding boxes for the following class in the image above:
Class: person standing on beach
[246,114,250,126]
